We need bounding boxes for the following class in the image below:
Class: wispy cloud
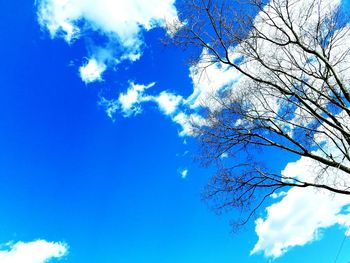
[118,82,155,117]
[99,81,208,137]
[180,168,188,179]
[0,240,67,263]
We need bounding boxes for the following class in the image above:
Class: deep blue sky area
[0,0,350,263]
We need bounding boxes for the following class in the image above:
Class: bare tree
[169,0,350,227]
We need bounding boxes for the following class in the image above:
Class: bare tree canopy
[170,0,350,227]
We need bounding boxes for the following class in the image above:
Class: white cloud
[37,0,178,82]
[153,49,241,136]
[250,107,350,258]
[37,0,215,136]
[270,191,287,199]
[251,155,350,258]
[154,91,183,115]
[100,82,155,118]
[172,112,206,137]
[79,58,106,83]
[99,85,208,137]
[37,0,178,45]
[0,240,67,263]
[220,152,228,159]
[180,169,188,179]
[186,49,241,110]
[118,82,155,117]
[99,96,119,120]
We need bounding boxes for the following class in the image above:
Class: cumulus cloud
[0,240,67,263]
[251,155,350,258]
[155,91,183,116]
[79,58,107,83]
[37,0,178,82]
[250,106,350,258]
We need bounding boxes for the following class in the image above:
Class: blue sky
[0,0,350,262]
